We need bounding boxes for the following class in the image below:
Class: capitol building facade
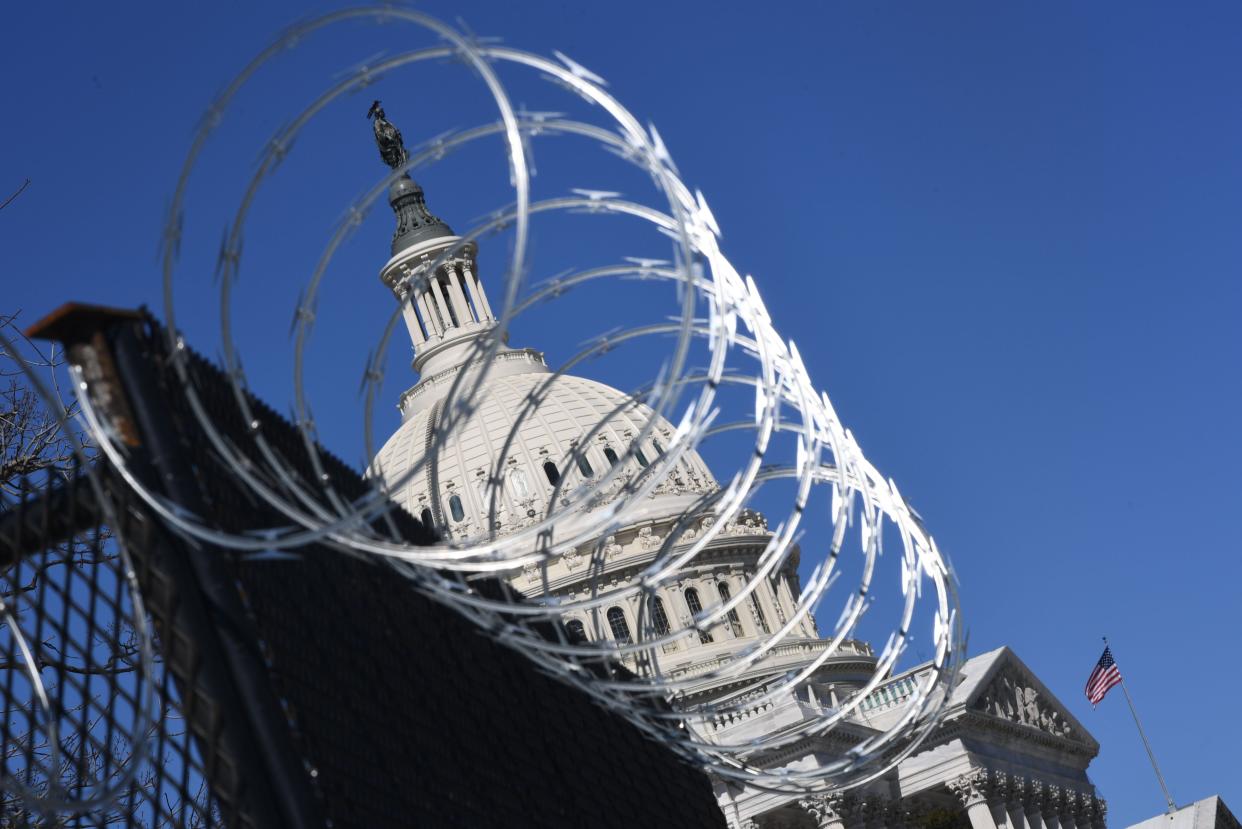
[366,155,1110,828]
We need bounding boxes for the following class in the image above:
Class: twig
[0,178,30,212]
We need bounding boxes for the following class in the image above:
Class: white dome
[372,358,717,540]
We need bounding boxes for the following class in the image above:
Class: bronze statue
[367,100,408,169]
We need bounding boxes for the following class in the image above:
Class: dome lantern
[367,100,454,253]
[370,101,547,419]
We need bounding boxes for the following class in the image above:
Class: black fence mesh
[1,469,232,828]
[1,309,725,828]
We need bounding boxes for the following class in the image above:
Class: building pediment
[958,647,1098,752]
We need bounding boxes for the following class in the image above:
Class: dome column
[443,266,474,326]
[461,262,493,321]
[415,291,441,338]
[397,283,426,347]
[428,275,455,328]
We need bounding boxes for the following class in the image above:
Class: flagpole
[1105,637,1176,814]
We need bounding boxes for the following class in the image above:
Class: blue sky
[3,2,1240,822]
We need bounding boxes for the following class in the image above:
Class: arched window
[575,453,594,478]
[447,494,465,523]
[684,588,713,644]
[603,446,619,466]
[509,468,530,499]
[607,607,632,644]
[565,619,587,643]
[649,596,671,636]
[653,439,664,456]
[717,582,745,638]
[419,507,433,528]
[635,447,650,468]
[750,594,770,635]
[543,461,561,486]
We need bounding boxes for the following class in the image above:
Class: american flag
[1085,646,1122,706]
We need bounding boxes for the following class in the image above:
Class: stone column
[429,276,454,330]
[462,263,493,319]
[461,262,491,323]
[1058,790,1081,829]
[1078,796,1106,829]
[798,793,854,829]
[397,285,426,346]
[948,769,1001,829]
[1005,776,1031,829]
[1092,798,1108,829]
[1022,780,1048,829]
[988,771,1016,829]
[415,292,440,338]
[443,265,474,326]
[1042,787,1064,829]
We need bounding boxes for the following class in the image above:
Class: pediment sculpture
[973,665,1082,742]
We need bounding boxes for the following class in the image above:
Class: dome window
[575,453,594,478]
[607,607,632,644]
[476,480,499,520]
[717,582,745,638]
[447,494,465,523]
[509,468,530,498]
[652,439,664,456]
[603,447,619,466]
[635,448,650,468]
[649,596,671,636]
[543,461,561,486]
[565,619,587,643]
[684,588,713,643]
[420,507,433,528]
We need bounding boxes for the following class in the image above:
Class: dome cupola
[368,101,545,417]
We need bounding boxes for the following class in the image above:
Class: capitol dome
[364,165,831,696]
[372,351,718,541]
[364,142,717,542]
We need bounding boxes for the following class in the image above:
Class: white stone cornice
[931,710,1100,760]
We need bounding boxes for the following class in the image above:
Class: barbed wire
[5,5,966,811]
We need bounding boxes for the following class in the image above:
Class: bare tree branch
[0,178,30,212]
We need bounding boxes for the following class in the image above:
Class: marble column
[989,771,1016,829]
[1005,776,1031,829]
[443,265,474,326]
[948,770,1001,829]
[415,292,440,338]
[1058,791,1081,829]
[460,262,490,323]
[429,276,454,329]
[1092,798,1108,829]
[462,264,493,319]
[397,285,426,346]
[1042,787,1064,829]
[1079,796,1106,829]
[1022,780,1048,829]
[797,792,854,829]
